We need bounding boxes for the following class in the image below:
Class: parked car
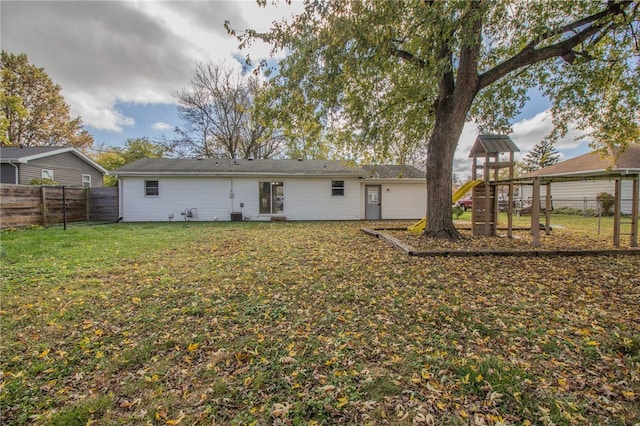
[456,198,473,211]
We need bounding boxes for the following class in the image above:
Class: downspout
[229,177,235,212]
[8,161,19,184]
[118,177,124,220]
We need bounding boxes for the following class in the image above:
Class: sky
[1,0,593,176]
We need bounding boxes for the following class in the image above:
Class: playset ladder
[472,183,497,236]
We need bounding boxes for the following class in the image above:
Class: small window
[42,169,54,180]
[145,180,159,196]
[332,180,345,196]
[82,174,91,188]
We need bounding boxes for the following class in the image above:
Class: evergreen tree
[522,139,561,172]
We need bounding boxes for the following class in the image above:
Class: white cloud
[0,1,301,133]
[67,92,135,132]
[453,110,592,177]
[152,122,172,131]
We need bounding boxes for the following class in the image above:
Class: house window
[145,180,159,196]
[42,169,54,180]
[82,174,91,188]
[332,180,345,196]
[259,181,284,214]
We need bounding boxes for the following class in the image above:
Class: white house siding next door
[365,185,381,220]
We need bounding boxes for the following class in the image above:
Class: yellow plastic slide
[408,179,483,234]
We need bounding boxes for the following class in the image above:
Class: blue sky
[89,102,179,149]
[1,1,592,174]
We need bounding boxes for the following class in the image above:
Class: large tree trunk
[424,106,467,241]
[424,8,481,241]
[424,82,478,241]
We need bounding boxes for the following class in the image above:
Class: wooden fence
[0,184,119,229]
[89,187,119,222]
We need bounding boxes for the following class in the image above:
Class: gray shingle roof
[469,135,520,157]
[113,158,427,179]
[523,146,640,178]
[113,158,364,176]
[0,146,67,160]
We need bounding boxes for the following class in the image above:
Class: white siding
[120,177,233,222]
[120,176,363,221]
[275,178,360,220]
[518,179,638,214]
[359,181,426,220]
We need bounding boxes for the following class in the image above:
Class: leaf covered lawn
[1,221,639,425]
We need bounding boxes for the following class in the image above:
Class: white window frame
[331,180,345,196]
[145,180,159,197]
[82,174,91,188]
[42,169,54,180]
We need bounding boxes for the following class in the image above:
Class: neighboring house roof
[523,146,640,178]
[113,158,425,179]
[469,134,520,157]
[0,146,108,174]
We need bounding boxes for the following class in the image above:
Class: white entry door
[365,185,381,220]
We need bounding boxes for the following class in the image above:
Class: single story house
[112,158,426,222]
[0,146,107,187]
[518,146,640,214]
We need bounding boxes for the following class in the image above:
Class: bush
[29,178,59,186]
[452,205,464,219]
[553,207,583,215]
[596,192,615,216]
[553,207,599,217]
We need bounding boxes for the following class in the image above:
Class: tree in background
[93,137,170,186]
[229,1,639,240]
[1,51,93,149]
[172,62,283,159]
[521,139,561,172]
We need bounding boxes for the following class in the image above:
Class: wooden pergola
[467,135,638,248]
[505,173,639,247]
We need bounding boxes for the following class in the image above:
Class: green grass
[1,221,639,424]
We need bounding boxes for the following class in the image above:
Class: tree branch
[388,47,426,68]
[479,2,632,89]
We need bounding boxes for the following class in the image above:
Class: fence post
[631,176,638,248]
[41,186,48,225]
[545,183,551,235]
[85,187,90,221]
[531,178,540,247]
[62,186,67,231]
[613,179,621,247]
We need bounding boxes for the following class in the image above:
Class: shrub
[29,178,59,186]
[452,205,464,219]
[596,192,615,216]
[553,207,582,215]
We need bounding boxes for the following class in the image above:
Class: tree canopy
[230,0,639,240]
[1,51,93,149]
[93,137,170,186]
[172,62,284,159]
